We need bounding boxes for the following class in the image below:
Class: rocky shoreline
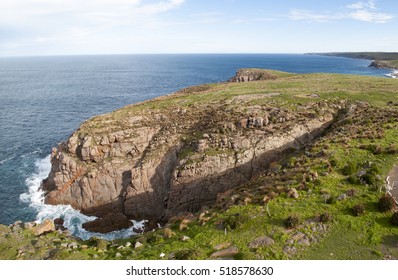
[369,60,398,78]
[310,52,398,78]
[41,69,341,233]
[2,69,398,260]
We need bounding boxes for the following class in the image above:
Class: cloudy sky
[0,0,397,56]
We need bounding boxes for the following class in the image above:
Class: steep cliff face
[369,60,395,69]
[42,69,343,232]
[228,68,280,82]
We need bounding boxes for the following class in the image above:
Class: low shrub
[174,249,203,260]
[284,215,300,229]
[378,194,395,212]
[326,196,336,204]
[346,188,358,197]
[319,212,333,223]
[342,162,357,176]
[223,214,249,230]
[88,237,109,250]
[391,212,398,226]
[352,204,365,216]
[347,174,360,184]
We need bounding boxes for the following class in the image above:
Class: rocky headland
[42,69,340,233]
[2,69,398,260]
[312,52,398,77]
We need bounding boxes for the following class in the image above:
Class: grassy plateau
[1,70,398,260]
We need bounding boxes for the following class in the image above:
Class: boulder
[287,188,299,199]
[210,246,239,259]
[32,220,55,236]
[82,213,132,233]
[248,236,275,249]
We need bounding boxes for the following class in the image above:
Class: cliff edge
[42,69,340,232]
[3,69,398,260]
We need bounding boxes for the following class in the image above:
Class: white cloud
[290,0,394,24]
[346,0,393,23]
[0,0,185,55]
[0,0,185,25]
[137,0,185,14]
[289,10,344,22]
[347,0,376,10]
[349,10,393,23]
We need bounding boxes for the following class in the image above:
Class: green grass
[2,70,398,260]
[78,71,398,135]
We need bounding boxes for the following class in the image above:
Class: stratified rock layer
[42,69,343,232]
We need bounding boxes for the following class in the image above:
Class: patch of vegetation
[319,212,333,223]
[326,196,337,205]
[352,204,365,216]
[391,212,398,226]
[284,215,300,229]
[378,194,396,212]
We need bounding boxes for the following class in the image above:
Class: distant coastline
[309,52,398,78]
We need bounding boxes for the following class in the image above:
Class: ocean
[0,54,393,239]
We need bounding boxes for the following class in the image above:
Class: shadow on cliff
[162,120,333,220]
[81,120,333,233]
[81,145,180,227]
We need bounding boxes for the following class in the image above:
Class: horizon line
[1,51,396,59]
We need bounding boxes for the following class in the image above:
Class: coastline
[1,69,398,260]
[308,52,398,78]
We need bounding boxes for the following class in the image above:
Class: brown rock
[198,211,211,224]
[23,222,36,230]
[291,232,306,241]
[179,219,191,231]
[213,242,232,250]
[82,213,133,233]
[163,228,176,238]
[32,219,55,236]
[53,218,64,227]
[248,236,275,249]
[210,246,239,259]
[238,118,248,128]
[287,188,299,199]
[41,84,337,232]
[229,69,278,82]
[53,218,67,231]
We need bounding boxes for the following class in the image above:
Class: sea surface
[0,54,393,239]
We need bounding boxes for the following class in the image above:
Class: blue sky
[0,0,397,56]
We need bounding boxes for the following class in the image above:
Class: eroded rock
[41,72,342,233]
[32,220,55,236]
[82,213,133,233]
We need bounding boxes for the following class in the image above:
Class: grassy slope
[2,71,398,260]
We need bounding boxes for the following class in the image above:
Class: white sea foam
[20,155,142,240]
[385,70,398,79]
[0,155,16,165]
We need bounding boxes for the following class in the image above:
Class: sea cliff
[2,69,398,260]
[42,69,339,232]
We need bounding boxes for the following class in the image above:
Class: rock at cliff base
[82,213,133,233]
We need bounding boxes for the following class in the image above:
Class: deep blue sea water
[0,54,393,239]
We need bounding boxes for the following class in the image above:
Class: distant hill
[310,52,398,69]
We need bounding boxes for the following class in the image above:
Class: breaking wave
[385,70,398,79]
[19,155,144,240]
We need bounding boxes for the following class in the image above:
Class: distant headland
[308,52,398,78]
